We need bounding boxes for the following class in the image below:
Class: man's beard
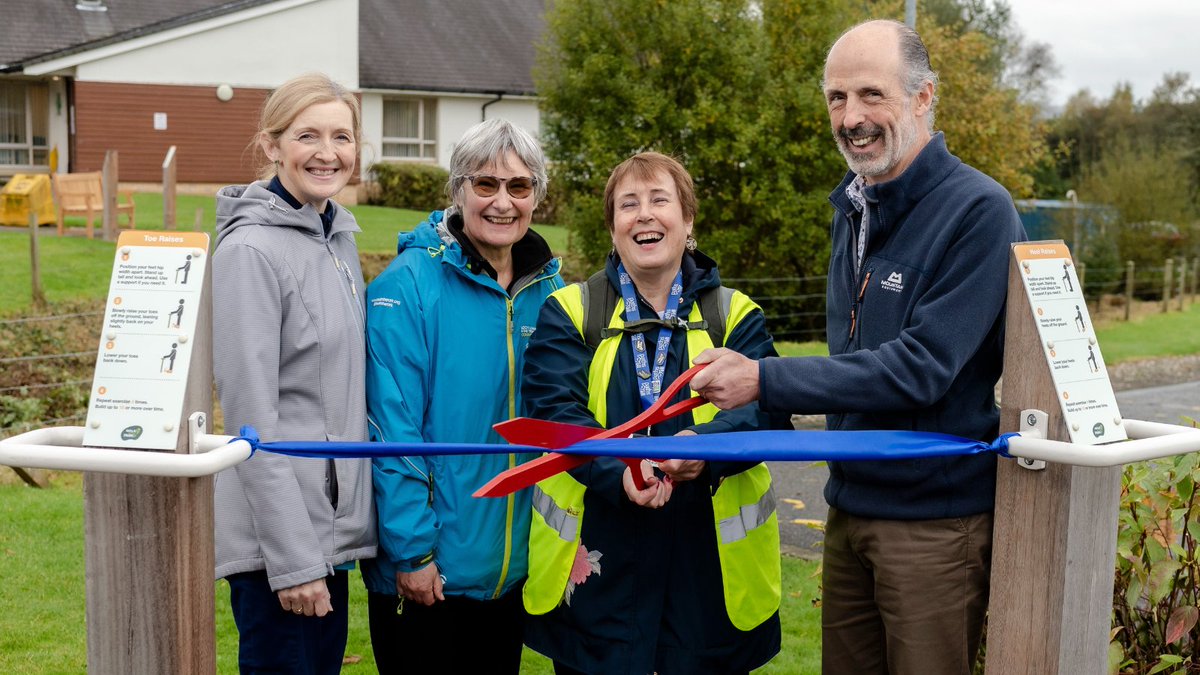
[835,110,918,179]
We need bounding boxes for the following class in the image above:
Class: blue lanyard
[616,263,684,411]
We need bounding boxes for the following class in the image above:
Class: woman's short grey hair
[446,118,548,208]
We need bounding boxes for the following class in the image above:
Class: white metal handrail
[1,417,1197,478]
[0,426,250,477]
[1006,418,1200,467]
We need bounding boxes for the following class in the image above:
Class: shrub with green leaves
[1110,425,1200,674]
[368,162,449,212]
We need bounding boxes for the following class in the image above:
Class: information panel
[83,231,209,450]
[1014,242,1126,445]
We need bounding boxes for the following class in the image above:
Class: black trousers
[367,585,525,674]
[227,570,349,675]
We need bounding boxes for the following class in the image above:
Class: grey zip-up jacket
[212,182,376,590]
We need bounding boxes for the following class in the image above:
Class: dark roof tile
[358,0,542,95]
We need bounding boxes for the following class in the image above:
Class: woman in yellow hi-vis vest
[520,153,790,675]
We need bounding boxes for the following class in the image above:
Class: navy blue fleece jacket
[759,133,1026,519]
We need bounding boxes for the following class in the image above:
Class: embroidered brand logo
[881,271,904,293]
[521,325,536,338]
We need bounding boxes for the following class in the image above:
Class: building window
[382,98,436,160]
[0,81,49,168]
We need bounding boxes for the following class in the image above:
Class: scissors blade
[493,417,601,449]
[473,452,592,498]
[479,364,711,497]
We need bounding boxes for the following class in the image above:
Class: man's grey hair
[895,21,939,131]
[823,19,940,132]
[447,118,548,207]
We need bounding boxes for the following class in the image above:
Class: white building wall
[359,92,384,172]
[435,96,540,169]
[360,92,539,174]
[39,0,358,88]
[47,79,70,174]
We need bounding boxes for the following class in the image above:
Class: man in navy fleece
[691,19,1025,675]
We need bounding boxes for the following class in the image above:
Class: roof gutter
[481,92,503,121]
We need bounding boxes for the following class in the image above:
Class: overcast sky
[1002,0,1200,107]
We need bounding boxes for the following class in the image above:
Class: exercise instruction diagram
[1015,242,1127,445]
[84,231,209,450]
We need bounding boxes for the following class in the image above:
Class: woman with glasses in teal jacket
[361,118,564,674]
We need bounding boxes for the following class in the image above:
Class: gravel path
[1107,354,1200,391]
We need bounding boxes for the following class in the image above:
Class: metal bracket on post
[188,412,207,455]
[1018,409,1048,470]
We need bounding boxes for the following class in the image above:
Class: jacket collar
[828,132,961,237]
[603,249,721,309]
[399,210,558,292]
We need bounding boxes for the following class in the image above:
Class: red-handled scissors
[474,364,709,498]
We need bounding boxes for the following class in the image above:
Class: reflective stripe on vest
[719,484,778,544]
[532,486,577,542]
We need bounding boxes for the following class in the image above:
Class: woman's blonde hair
[253,73,362,179]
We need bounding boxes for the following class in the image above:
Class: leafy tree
[537,0,1050,285]
[918,17,1046,196]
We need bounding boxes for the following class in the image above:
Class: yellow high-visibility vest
[524,282,781,631]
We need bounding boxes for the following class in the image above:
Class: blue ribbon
[234,425,1019,463]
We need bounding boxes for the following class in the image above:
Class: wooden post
[1178,258,1187,312]
[29,208,46,309]
[83,256,215,673]
[193,207,204,232]
[1185,255,1195,303]
[1162,258,1173,313]
[101,150,118,242]
[1124,261,1134,322]
[1185,254,1195,305]
[986,242,1121,675]
[163,146,177,230]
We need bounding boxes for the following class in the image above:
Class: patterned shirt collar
[845,174,867,213]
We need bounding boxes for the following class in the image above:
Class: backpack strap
[581,270,617,351]
[582,269,734,349]
[698,285,735,347]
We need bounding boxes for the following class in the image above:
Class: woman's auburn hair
[603,151,696,232]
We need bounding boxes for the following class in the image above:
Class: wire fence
[1,257,1196,437]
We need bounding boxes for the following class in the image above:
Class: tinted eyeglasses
[460,174,537,199]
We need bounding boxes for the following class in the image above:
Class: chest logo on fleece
[881,271,904,294]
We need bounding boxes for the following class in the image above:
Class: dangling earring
[685,235,697,252]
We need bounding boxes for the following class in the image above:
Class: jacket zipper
[490,265,558,599]
[323,242,363,531]
[848,268,872,343]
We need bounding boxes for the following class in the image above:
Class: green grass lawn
[1,193,568,316]
[0,475,820,673]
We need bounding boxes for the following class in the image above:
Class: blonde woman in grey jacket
[212,73,376,674]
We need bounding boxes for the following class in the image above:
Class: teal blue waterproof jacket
[361,210,563,601]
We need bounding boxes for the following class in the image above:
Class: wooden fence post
[985,242,1121,674]
[102,150,118,242]
[1162,258,1174,313]
[83,252,215,673]
[163,146,177,230]
[194,207,204,232]
[1178,258,1187,312]
[1191,257,1198,305]
[28,208,46,309]
[1124,260,1134,321]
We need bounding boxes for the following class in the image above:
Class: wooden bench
[52,171,135,238]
